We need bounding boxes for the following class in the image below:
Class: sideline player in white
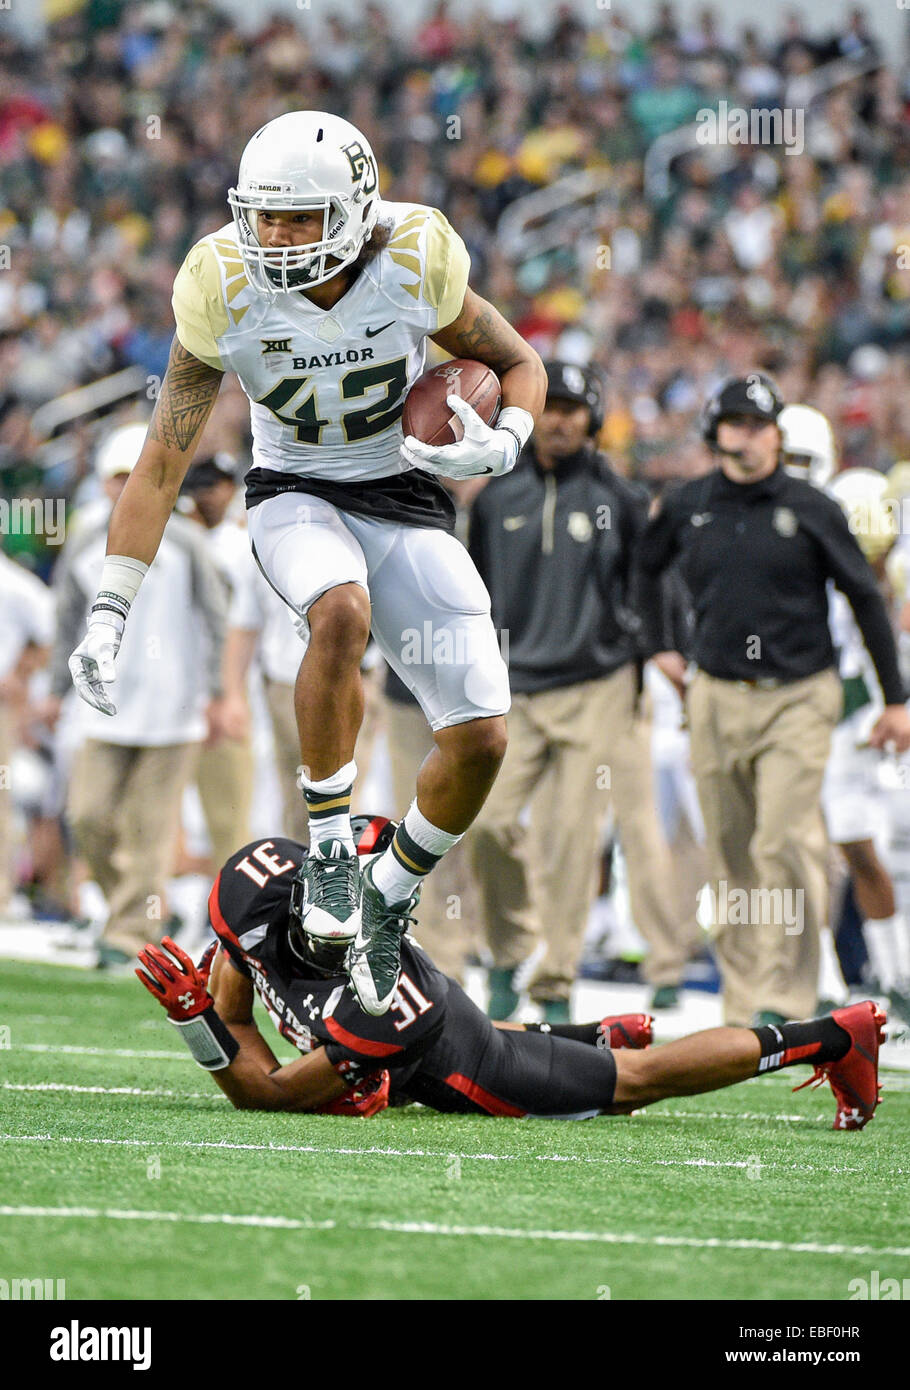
[781,408,910,1019]
[68,111,546,1015]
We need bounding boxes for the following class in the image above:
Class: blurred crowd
[2,1,910,575]
[3,0,910,1011]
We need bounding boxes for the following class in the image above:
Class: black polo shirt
[637,464,904,702]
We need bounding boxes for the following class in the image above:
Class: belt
[734,678,784,691]
[697,669,786,691]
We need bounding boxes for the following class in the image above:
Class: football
[402,358,501,447]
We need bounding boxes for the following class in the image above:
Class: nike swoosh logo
[365,320,395,338]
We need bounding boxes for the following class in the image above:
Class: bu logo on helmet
[342,141,377,196]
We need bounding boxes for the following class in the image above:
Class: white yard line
[2,1082,221,1099]
[17,1044,191,1060]
[0,1203,906,1257]
[0,1130,874,1175]
[0,1079,869,1126]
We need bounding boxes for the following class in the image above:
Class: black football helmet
[701,373,785,446]
[288,814,397,975]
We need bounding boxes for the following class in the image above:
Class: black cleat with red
[792,1000,886,1130]
[597,1013,653,1050]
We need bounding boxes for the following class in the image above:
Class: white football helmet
[828,467,896,563]
[779,404,837,489]
[228,111,380,296]
[778,404,837,489]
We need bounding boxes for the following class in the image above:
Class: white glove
[68,611,124,716]
[401,396,532,480]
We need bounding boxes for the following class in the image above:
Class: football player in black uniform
[137,817,887,1130]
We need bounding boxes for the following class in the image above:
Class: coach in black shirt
[638,373,910,1027]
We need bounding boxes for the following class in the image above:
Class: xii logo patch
[261,338,292,355]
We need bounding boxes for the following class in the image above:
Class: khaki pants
[264,665,385,847]
[68,740,198,956]
[470,665,688,1001]
[0,702,11,913]
[195,736,254,869]
[385,696,476,982]
[686,668,841,1025]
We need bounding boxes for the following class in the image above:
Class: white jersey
[171,201,470,483]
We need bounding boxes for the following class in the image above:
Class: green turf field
[1,959,908,1301]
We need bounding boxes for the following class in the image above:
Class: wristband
[90,603,128,625]
[495,427,522,470]
[170,1005,239,1071]
[497,406,535,450]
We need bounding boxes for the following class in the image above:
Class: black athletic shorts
[397,981,618,1117]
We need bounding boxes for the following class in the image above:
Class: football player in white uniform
[69,111,546,1016]
[782,409,910,1019]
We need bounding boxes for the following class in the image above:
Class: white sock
[864,915,900,992]
[299,760,357,852]
[371,800,462,906]
[817,926,849,1005]
[892,912,910,983]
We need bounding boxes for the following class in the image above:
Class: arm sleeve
[171,242,228,371]
[422,209,471,332]
[816,500,905,705]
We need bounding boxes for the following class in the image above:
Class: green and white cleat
[346,860,418,1016]
[293,839,361,941]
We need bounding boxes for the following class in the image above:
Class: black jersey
[208,838,617,1117]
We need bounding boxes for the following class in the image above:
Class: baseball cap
[181,452,240,492]
[95,422,149,480]
[543,360,605,433]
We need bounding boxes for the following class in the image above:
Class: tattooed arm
[106,336,224,564]
[430,287,547,422]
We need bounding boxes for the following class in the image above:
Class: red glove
[317,1070,390,1118]
[136,936,212,1021]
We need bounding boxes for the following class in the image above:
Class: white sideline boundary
[0,1130,875,1175]
[0,1203,907,1257]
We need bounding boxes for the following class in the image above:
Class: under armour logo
[179,991,195,1012]
[301,993,319,1021]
